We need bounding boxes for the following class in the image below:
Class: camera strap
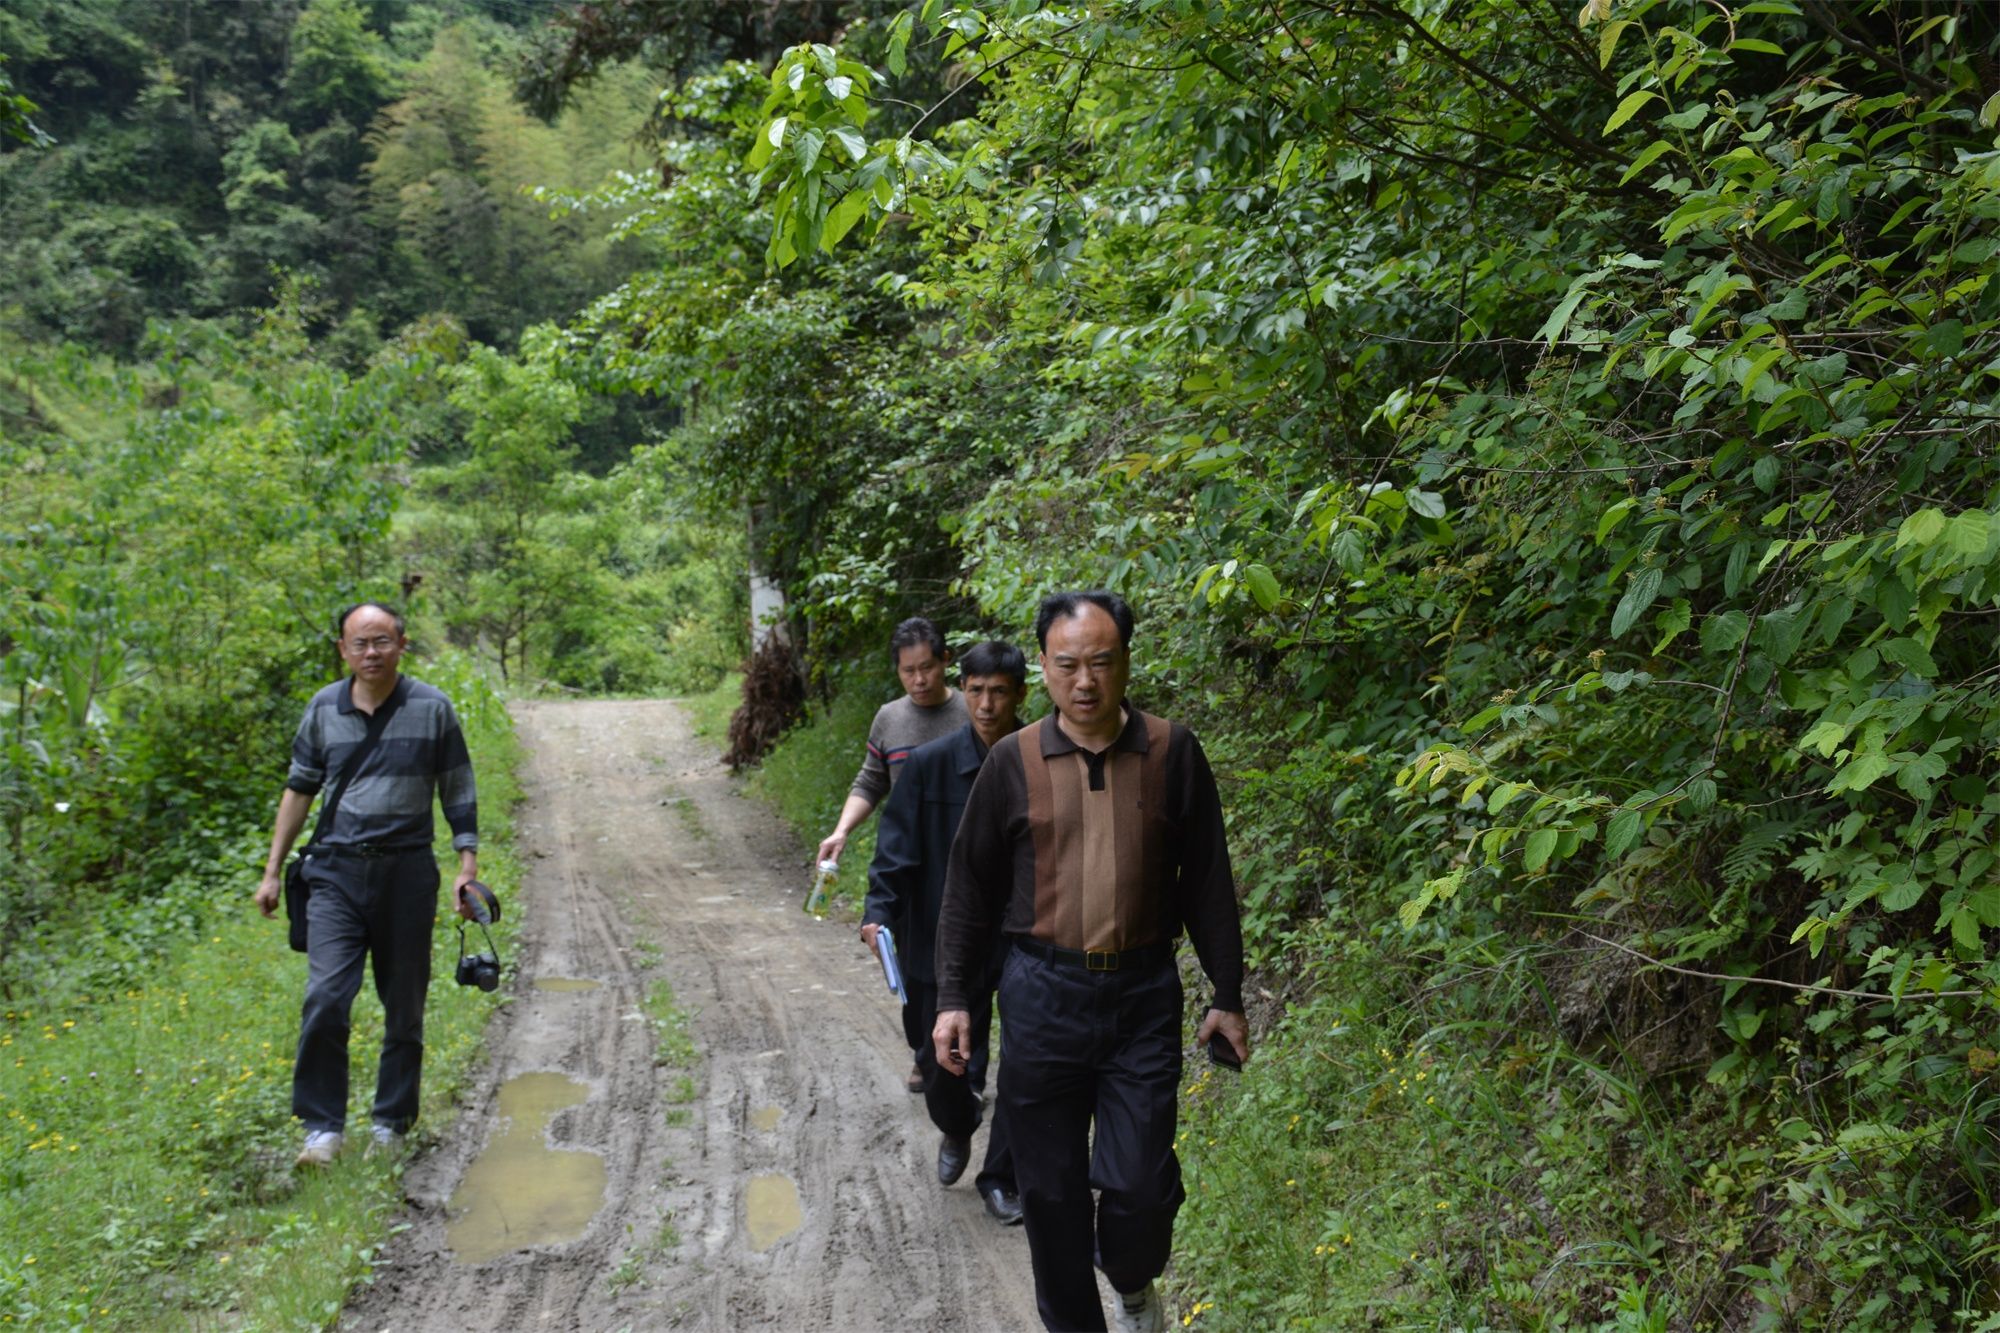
[456,918,500,965]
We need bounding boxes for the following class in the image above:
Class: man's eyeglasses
[345,636,400,653]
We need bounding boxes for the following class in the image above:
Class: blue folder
[874,926,907,1004]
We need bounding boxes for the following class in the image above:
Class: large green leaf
[1610,566,1662,639]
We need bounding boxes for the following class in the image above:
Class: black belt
[315,843,429,859]
[1011,935,1174,974]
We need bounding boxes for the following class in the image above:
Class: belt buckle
[1085,949,1117,972]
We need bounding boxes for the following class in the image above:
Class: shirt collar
[339,674,408,715]
[954,719,1020,774]
[1037,702,1150,758]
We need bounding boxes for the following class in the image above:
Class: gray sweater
[849,691,967,806]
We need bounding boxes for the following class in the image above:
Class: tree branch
[1578,931,1984,1002]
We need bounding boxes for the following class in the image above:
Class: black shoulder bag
[284,697,398,952]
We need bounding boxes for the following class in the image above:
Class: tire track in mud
[341,699,1038,1331]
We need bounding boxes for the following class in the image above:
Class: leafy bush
[0,309,428,984]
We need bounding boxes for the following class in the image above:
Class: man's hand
[817,792,876,866]
[1196,1007,1251,1066]
[257,787,312,922]
[254,872,282,919]
[860,921,880,952]
[933,1008,972,1076]
[452,855,480,920]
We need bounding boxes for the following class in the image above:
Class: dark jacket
[864,722,1009,986]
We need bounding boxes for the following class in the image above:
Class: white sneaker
[366,1123,405,1157]
[1111,1281,1165,1333]
[295,1129,345,1169]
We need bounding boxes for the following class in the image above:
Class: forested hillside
[2,0,742,971]
[4,0,1999,1327]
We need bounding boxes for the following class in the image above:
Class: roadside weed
[644,979,697,1068]
[746,678,883,914]
[679,672,742,745]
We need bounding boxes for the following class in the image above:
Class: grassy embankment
[674,671,741,751]
[675,665,882,918]
[0,653,525,1330]
[739,681,886,919]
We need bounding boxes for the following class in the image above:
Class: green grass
[677,671,742,747]
[745,678,889,916]
[662,794,709,843]
[605,1210,681,1296]
[1166,921,1692,1331]
[643,978,697,1069]
[0,652,526,1329]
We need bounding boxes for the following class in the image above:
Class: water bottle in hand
[803,858,837,916]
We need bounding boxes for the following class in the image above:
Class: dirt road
[341,699,1041,1331]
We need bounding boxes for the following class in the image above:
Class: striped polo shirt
[285,674,479,851]
[935,704,1243,1013]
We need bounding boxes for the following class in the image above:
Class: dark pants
[909,977,1015,1192]
[293,847,439,1134]
[999,947,1185,1332]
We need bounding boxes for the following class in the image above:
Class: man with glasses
[253,601,480,1168]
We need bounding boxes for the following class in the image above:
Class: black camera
[455,949,501,992]
[453,880,504,992]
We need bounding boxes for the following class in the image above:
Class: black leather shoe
[980,1183,1025,1225]
[937,1133,972,1185]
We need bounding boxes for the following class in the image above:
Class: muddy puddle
[750,1105,783,1133]
[532,976,603,992]
[745,1174,803,1251]
[446,1071,607,1264]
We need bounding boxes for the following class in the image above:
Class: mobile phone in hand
[1207,1032,1242,1070]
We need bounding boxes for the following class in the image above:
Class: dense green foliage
[0,307,556,1326]
[0,0,655,351]
[1,1,745,975]
[2,308,420,983]
[401,334,742,694]
[567,0,2000,1325]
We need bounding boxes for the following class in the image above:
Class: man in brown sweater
[933,591,1248,1333]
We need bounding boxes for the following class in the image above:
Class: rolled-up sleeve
[435,701,479,851]
[286,707,325,795]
